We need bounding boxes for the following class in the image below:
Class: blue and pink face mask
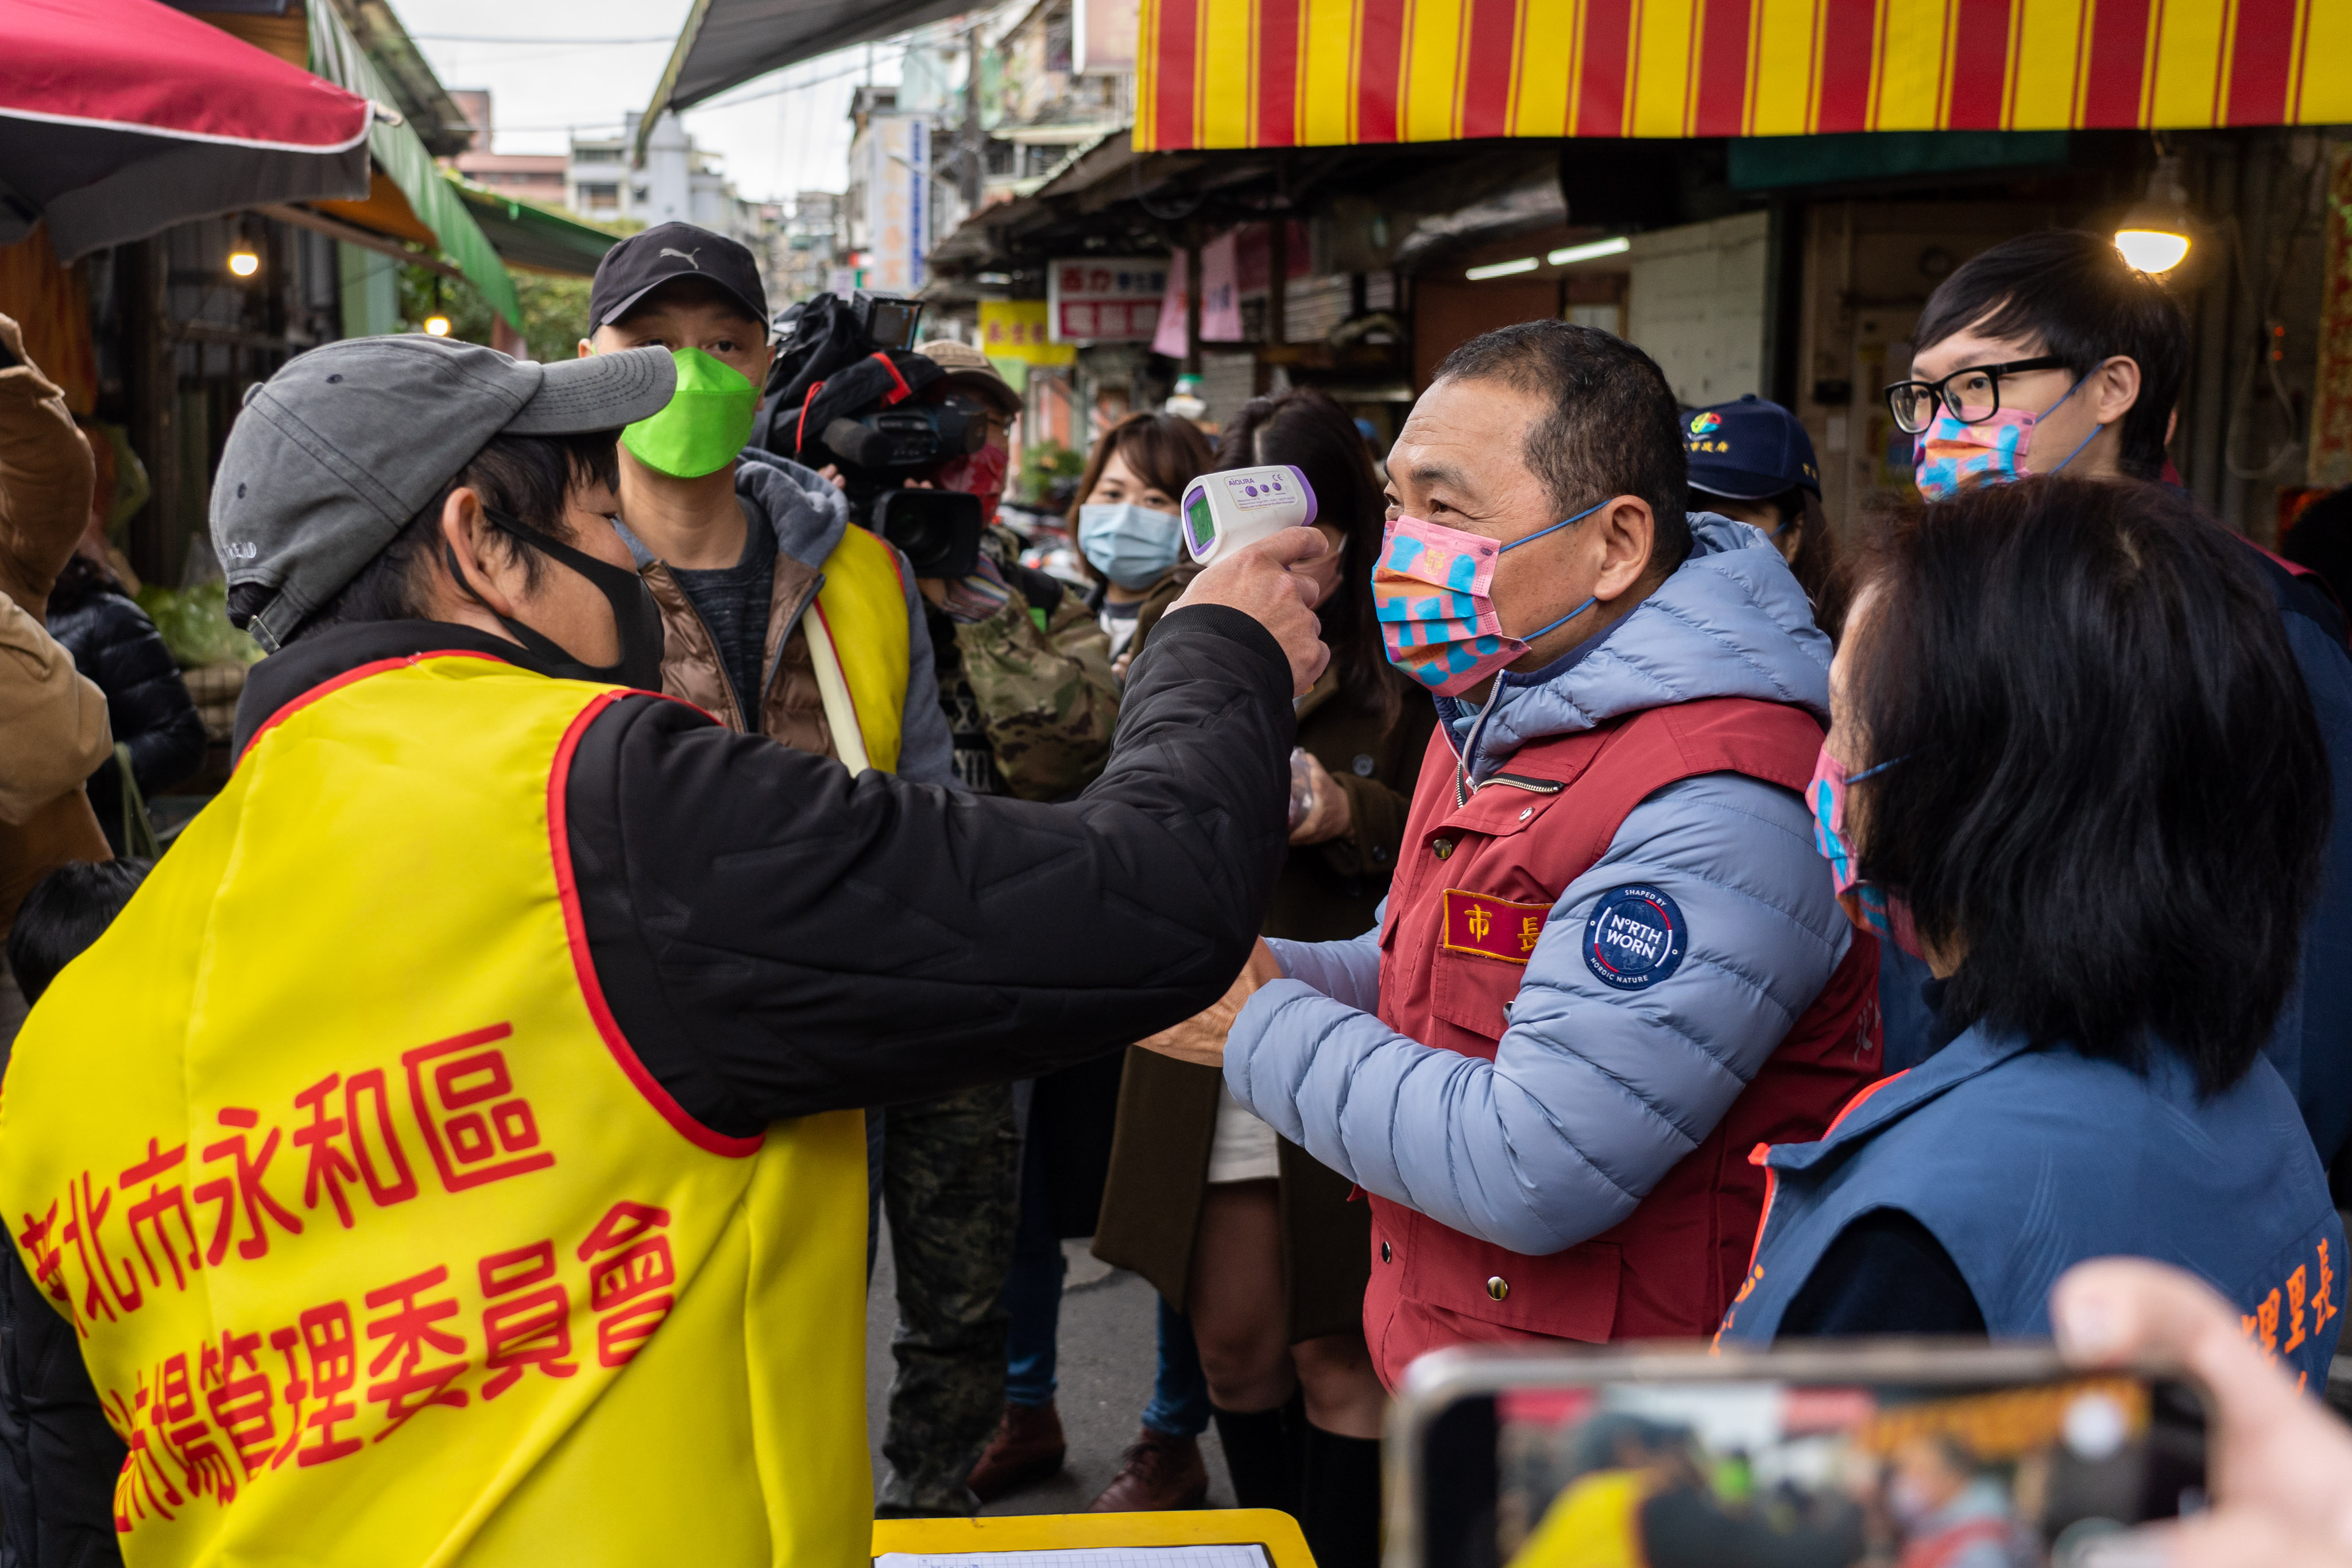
[1912,374,2103,501]
[1806,746,1924,958]
[1371,504,1603,696]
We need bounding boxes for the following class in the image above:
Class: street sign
[1047,257,1167,344]
[862,114,929,295]
[980,300,1076,366]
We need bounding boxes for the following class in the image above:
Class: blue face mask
[1078,502,1183,590]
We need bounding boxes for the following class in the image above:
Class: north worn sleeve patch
[1440,888,1552,965]
[1582,885,1688,990]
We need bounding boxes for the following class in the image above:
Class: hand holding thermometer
[1179,464,1318,565]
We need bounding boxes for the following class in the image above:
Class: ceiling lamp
[1465,257,1538,281]
[1548,236,1631,266]
[2114,156,2194,276]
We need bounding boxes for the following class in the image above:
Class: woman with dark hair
[1716,475,2344,1370]
[1067,412,1218,666]
[1085,389,1433,1561]
[1682,395,1850,640]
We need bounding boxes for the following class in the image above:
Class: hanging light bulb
[226,234,260,278]
[2114,155,2194,276]
[423,275,452,337]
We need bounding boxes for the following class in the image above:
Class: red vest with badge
[1364,696,1880,1376]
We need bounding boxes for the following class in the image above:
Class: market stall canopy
[300,0,521,324]
[0,0,371,261]
[449,180,618,277]
[1134,0,2352,152]
[642,0,972,136]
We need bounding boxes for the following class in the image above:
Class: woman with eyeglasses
[1713,476,2345,1374]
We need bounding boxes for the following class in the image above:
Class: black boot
[1300,1424,1383,1568]
[1211,1401,1303,1515]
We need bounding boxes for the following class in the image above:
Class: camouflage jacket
[930,564,1120,801]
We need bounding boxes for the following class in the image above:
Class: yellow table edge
[872,1508,1316,1567]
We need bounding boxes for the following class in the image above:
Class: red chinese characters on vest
[0,1021,709,1527]
[94,1197,676,1530]
[13,1022,553,1342]
[1363,699,1881,1383]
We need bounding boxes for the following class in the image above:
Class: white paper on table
[876,1546,1273,1568]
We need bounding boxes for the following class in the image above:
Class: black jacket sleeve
[0,1245,125,1568]
[51,593,207,797]
[568,603,1296,1133]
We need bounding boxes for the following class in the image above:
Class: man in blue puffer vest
[1140,323,1878,1380]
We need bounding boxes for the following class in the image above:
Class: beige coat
[0,313,110,934]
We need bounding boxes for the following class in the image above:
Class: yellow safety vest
[807,525,911,775]
[0,652,869,1567]
[1508,1468,1651,1568]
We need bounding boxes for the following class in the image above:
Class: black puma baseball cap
[588,221,769,333]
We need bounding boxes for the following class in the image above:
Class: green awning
[448,178,618,278]
[303,0,522,326]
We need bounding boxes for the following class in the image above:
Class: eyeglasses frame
[1882,355,2071,435]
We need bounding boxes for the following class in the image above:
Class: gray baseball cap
[211,335,676,652]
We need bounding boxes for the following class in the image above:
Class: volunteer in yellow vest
[579,222,949,780]
[0,335,1328,1566]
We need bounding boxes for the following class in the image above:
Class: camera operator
[910,341,1121,800]
[578,223,952,781]
[862,340,1123,1516]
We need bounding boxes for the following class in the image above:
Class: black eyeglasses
[1883,355,2069,435]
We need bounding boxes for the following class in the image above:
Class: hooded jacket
[1227,516,1852,1255]
[625,447,954,783]
[0,316,109,940]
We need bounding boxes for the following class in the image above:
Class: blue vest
[1717,1027,2346,1390]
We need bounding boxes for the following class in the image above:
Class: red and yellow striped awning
[1134,0,2352,152]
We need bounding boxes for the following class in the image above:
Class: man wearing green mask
[579,222,953,783]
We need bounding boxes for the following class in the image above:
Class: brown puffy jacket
[0,313,110,936]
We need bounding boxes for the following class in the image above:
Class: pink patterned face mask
[1912,375,2096,500]
[1806,745,1922,958]
[1372,504,1602,696]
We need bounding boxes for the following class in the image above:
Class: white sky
[396,0,900,204]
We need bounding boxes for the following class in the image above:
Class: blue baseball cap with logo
[1683,394,1821,502]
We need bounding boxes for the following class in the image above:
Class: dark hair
[1732,487,1852,641]
[1432,320,1692,575]
[1913,231,2189,483]
[278,430,621,641]
[49,550,128,614]
[1064,412,1217,588]
[1847,476,2326,1091]
[6,858,150,1006]
[1216,387,1412,729]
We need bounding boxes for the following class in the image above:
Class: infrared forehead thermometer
[1179,464,1319,565]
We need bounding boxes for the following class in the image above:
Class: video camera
[752,290,987,578]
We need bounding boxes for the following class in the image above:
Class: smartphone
[0,338,17,370]
[1387,1342,2208,1568]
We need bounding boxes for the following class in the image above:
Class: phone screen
[1415,1370,2204,1568]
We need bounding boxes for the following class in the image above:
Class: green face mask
[620,346,759,478]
